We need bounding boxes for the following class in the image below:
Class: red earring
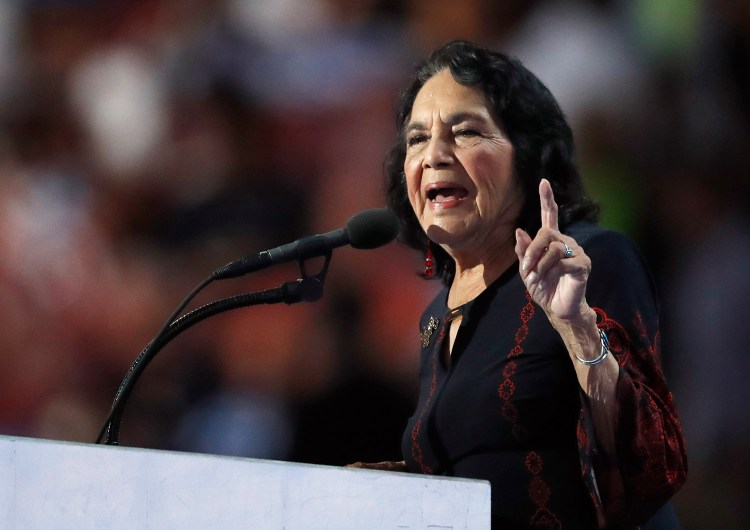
[425,243,434,278]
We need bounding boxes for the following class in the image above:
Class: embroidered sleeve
[577,232,688,526]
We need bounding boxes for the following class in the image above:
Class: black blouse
[401,222,687,529]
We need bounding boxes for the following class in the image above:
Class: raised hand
[514,179,591,322]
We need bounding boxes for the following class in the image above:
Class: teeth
[427,187,467,202]
[427,188,451,201]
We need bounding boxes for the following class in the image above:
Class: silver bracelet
[575,328,610,366]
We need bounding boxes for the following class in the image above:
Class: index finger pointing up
[539,179,559,231]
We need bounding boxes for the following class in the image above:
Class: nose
[422,136,453,169]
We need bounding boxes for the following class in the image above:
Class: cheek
[474,150,514,190]
[403,163,422,207]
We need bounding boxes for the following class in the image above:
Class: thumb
[515,228,532,269]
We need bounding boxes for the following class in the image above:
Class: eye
[455,128,480,138]
[406,133,428,147]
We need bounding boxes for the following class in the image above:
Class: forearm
[549,305,619,458]
[550,305,626,521]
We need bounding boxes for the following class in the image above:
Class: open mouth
[426,185,469,204]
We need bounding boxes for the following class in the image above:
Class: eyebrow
[404,111,490,133]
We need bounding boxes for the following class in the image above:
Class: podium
[0,435,490,529]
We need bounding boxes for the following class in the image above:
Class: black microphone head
[346,208,399,249]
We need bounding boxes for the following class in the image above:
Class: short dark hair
[385,40,599,284]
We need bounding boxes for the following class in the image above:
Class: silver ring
[563,242,574,258]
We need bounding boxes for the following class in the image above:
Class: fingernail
[521,257,531,272]
[526,271,538,284]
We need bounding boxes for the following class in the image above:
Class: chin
[425,222,467,246]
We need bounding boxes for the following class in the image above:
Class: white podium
[0,435,490,529]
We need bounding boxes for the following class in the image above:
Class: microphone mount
[97,251,332,446]
[96,208,397,446]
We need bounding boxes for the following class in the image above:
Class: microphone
[213,208,399,280]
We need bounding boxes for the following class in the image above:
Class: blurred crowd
[0,0,748,527]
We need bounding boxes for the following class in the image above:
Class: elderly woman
[352,41,687,529]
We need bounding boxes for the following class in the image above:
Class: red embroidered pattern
[410,320,447,474]
[526,451,562,529]
[593,307,630,367]
[498,291,562,528]
[497,291,534,441]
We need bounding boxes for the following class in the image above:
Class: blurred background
[0,0,748,527]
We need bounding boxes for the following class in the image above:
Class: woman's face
[403,69,524,258]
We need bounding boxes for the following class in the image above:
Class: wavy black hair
[385,40,599,285]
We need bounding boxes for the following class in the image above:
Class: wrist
[548,303,597,336]
[575,328,610,366]
[549,304,601,363]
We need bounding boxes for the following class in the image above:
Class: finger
[515,228,533,272]
[534,239,580,278]
[539,179,559,231]
[518,227,556,272]
[524,257,587,297]
[539,240,590,289]
[523,254,566,290]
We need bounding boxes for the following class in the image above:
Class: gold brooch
[420,316,440,347]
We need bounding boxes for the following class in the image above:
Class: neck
[447,241,517,308]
